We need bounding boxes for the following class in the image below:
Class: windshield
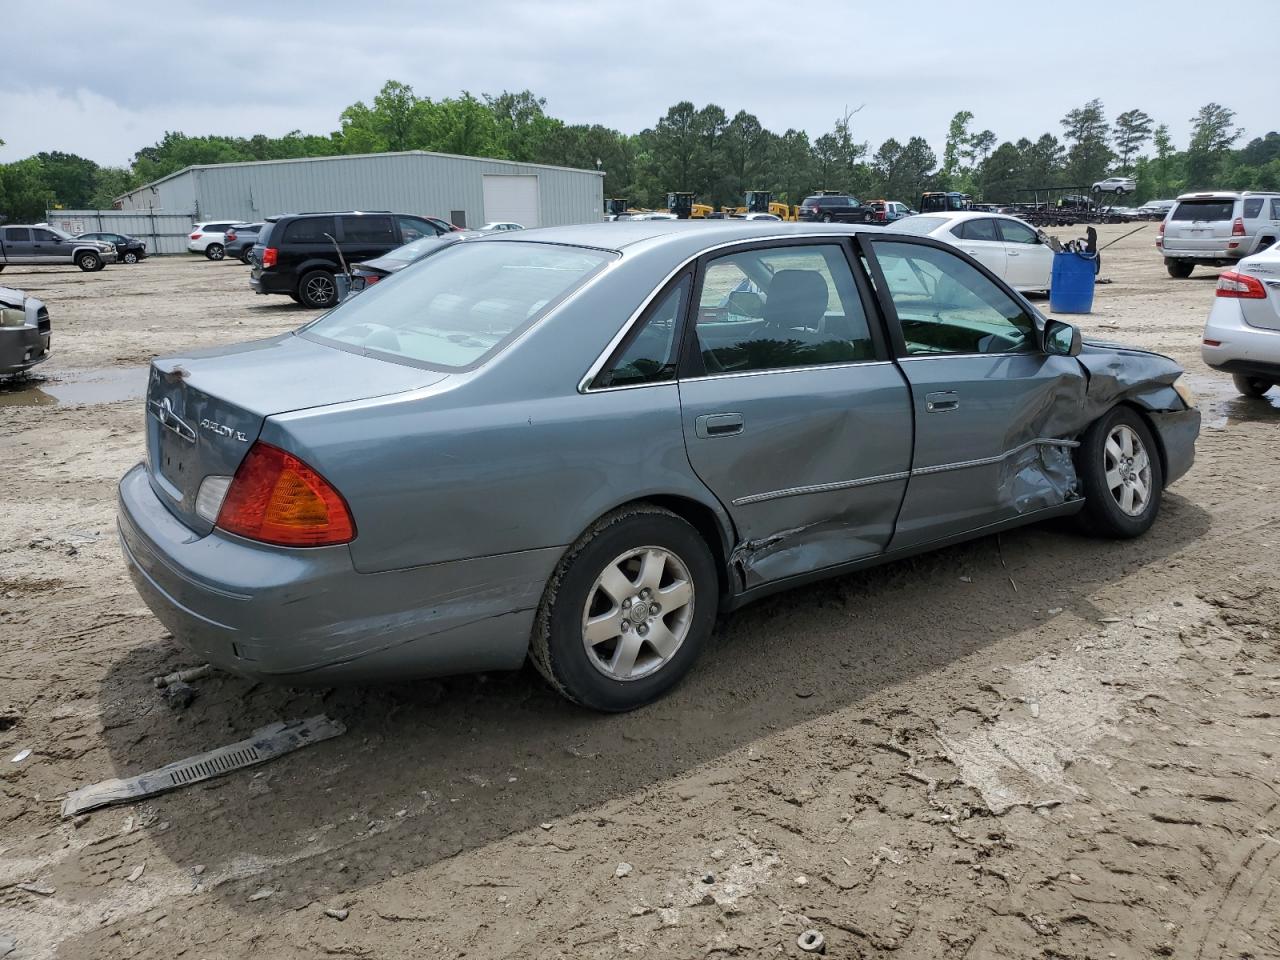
[381,234,456,263]
[1172,199,1235,222]
[889,215,948,235]
[303,241,615,370]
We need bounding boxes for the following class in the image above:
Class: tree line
[1,83,1278,223]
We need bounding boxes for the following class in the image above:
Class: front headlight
[0,307,27,328]
[1172,374,1197,409]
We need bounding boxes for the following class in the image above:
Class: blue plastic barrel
[1049,251,1097,314]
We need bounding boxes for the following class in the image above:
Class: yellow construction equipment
[667,192,713,219]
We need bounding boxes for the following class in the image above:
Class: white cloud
[0,0,1271,168]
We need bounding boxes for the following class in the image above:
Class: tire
[297,270,337,308]
[240,250,252,264]
[530,504,718,712]
[77,252,102,272]
[862,211,874,223]
[205,243,225,261]
[1232,374,1274,398]
[1166,259,1194,279]
[122,251,139,265]
[1074,406,1164,539]
[821,213,833,223]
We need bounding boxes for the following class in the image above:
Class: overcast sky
[0,0,1264,169]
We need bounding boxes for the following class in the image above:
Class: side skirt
[723,499,1086,612]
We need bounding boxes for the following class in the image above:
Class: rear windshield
[302,241,616,371]
[257,224,274,246]
[1171,199,1235,222]
[889,215,948,235]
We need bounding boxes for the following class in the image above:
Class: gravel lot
[1,225,1279,960]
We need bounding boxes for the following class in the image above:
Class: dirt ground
[1,224,1279,960]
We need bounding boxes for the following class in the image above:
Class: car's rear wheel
[1166,259,1193,279]
[1232,374,1275,397]
[862,211,873,223]
[77,252,102,272]
[298,270,337,308]
[122,251,139,264]
[821,213,833,223]
[205,243,225,261]
[530,504,718,712]
[1074,407,1163,539]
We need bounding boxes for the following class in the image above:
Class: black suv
[797,195,875,223]
[250,211,447,307]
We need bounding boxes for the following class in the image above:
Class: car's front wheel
[77,252,103,272]
[205,243,225,261]
[240,250,253,264]
[1074,406,1163,539]
[530,504,718,712]
[1232,374,1275,397]
[1166,259,1194,279]
[298,270,337,308]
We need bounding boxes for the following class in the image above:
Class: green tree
[36,151,98,209]
[941,110,974,185]
[0,157,54,222]
[1113,108,1153,173]
[1061,98,1113,185]
[1185,102,1242,187]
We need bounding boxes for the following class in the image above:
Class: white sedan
[889,212,1055,293]
[1202,242,1280,397]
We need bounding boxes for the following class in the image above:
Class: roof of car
[478,220,889,256]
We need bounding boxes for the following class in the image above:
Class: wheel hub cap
[1104,425,1152,517]
[582,546,694,682]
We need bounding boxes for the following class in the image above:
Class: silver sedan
[118,221,1200,711]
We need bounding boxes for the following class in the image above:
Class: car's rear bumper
[249,270,294,295]
[117,462,557,683]
[1202,298,1280,377]
[0,325,51,374]
[1160,243,1245,263]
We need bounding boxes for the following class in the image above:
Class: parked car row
[0,225,120,272]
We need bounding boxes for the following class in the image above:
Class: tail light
[1231,217,1246,237]
[225,231,237,242]
[262,247,278,268]
[190,233,202,240]
[216,442,355,547]
[1215,271,1267,299]
[364,274,381,285]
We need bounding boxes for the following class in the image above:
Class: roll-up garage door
[482,175,540,228]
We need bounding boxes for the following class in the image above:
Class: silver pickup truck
[0,224,116,272]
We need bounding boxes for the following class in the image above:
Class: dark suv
[250,211,447,307]
[797,194,875,223]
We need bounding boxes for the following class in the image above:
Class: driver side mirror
[1044,318,1082,357]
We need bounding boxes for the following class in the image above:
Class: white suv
[1202,242,1280,397]
[1158,191,1280,278]
[187,221,238,261]
[1092,176,1137,195]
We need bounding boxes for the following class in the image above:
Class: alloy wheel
[581,546,694,681]
[1104,424,1152,516]
[124,252,138,264]
[305,275,335,305]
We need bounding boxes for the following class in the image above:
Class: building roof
[116,149,605,203]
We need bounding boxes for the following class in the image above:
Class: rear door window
[4,228,31,242]
[1171,199,1235,222]
[283,216,336,244]
[693,243,875,374]
[341,215,396,244]
[1272,199,1280,219]
[957,218,999,241]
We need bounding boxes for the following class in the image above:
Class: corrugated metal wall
[43,209,196,255]
[118,152,604,229]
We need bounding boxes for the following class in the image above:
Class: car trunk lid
[145,333,445,533]
[1239,250,1280,331]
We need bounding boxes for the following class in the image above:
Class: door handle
[1007,251,1020,257]
[695,413,745,438]
[925,391,959,413]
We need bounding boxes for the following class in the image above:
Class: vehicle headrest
[763,269,828,330]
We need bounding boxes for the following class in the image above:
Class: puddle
[0,366,147,408]
[1185,373,1280,430]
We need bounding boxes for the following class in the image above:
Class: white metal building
[115,150,605,229]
